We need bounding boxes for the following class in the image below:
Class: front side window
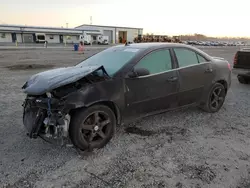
[135,49,172,75]
[174,48,199,67]
[76,47,141,76]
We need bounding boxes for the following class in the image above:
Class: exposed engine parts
[22,94,71,145]
[42,114,71,139]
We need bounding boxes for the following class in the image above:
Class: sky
[1,0,250,37]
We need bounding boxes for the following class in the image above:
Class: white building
[0,24,143,44]
[75,24,143,44]
[0,24,84,44]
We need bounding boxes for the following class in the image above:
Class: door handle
[205,68,213,73]
[167,76,178,82]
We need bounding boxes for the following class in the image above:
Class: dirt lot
[0,46,250,188]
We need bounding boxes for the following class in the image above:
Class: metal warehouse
[0,24,143,44]
[75,24,143,44]
[0,24,85,44]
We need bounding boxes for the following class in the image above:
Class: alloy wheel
[81,111,112,145]
[210,86,225,110]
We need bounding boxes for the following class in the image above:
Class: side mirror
[128,67,150,78]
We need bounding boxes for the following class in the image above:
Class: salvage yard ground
[0,46,250,188]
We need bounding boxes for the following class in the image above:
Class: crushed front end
[22,93,71,142]
[21,65,110,145]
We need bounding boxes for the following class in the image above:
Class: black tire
[199,83,226,113]
[69,105,116,151]
[237,75,249,84]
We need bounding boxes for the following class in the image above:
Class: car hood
[22,65,104,95]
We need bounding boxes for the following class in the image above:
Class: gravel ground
[0,46,250,188]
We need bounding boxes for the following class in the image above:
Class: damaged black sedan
[22,43,231,151]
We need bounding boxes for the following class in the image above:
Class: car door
[123,48,179,119]
[173,47,214,106]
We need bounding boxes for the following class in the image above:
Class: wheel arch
[69,100,122,125]
[200,79,228,105]
[216,79,228,93]
[199,79,228,113]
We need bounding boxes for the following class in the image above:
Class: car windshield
[76,46,141,76]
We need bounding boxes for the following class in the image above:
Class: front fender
[61,78,125,125]
[63,86,97,109]
[64,89,122,124]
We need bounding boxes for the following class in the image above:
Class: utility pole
[90,16,92,25]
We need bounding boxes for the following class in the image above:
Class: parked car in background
[204,41,211,46]
[185,40,246,47]
[21,43,232,151]
[232,48,250,84]
[97,35,109,45]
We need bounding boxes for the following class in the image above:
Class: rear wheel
[200,83,226,113]
[237,75,249,84]
[69,105,116,151]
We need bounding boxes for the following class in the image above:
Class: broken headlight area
[22,77,92,143]
[21,66,110,145]
[22,94,71,143]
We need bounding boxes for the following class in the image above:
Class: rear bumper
[232,68,250,75]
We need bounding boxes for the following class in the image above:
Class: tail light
[227,62,231,70]
[233,52,238,65]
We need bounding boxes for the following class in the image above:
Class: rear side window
[197,54,207,63]
[174,48,199,67]
[135,49,172,75]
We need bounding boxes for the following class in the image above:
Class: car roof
[110,42,212,60]
[114,42,189,49]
